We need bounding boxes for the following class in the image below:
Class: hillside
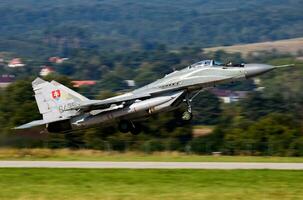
[204,37,303,57]
[0,0,303,56]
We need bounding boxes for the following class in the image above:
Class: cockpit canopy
[188,60,244,69]
[189,60,223,68]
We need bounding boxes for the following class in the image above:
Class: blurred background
[0,0,303,156]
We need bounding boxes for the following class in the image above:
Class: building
[72,80,96,88]
[0,58,5,68]
[210,88,248,103]
[40,66,55,77]
[125,80,136,87]
[296,56,303,61]
[49,57,68,64]
[0,74,15,88]
[8,58,25,68]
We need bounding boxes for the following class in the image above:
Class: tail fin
[32,78,89,122]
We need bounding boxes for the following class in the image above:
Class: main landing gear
[118,120,141,135]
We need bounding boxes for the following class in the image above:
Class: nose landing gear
[182,89,204,121]
[181,93,193,121]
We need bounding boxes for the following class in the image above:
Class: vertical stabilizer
[32,78,88,122]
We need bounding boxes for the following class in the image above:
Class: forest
[0,0,303,56]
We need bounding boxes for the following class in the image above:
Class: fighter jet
[15,60,292,134]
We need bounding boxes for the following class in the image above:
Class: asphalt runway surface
[1,161,303,169]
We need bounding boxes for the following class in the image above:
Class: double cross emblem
[51,89,61,100]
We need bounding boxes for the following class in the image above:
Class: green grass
[193,125,215,129]
[0,168,302,200]
[2,148,303,163]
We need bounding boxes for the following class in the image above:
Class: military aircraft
[15,60,292,134]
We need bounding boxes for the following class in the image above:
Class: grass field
[2,148,303,163]
[0,168,302,200]
[204,37,303,57]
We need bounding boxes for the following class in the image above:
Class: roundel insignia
[51,89,61,100]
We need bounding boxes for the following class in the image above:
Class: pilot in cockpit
[188,60,224,69]
[212,60,224,66]
[226,61,233,66]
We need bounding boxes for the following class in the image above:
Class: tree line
[0,0,303,56]
[0,47,303,155]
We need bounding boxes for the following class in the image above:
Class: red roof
[42,66,55,71]
[9,58,22,65]
[72,80,96,87]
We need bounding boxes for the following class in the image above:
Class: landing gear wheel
[182,111,193,121]
[118,120,131,133]
[182,93,193,121]
[130,123,142,135]
[118,120,142,135]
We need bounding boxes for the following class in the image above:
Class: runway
[1,161,303,169]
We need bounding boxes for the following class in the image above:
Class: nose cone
[245,64,275,78]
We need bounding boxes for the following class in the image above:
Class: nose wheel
[182,94,193,121]
[182,110,193,121]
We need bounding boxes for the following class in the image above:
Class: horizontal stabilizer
[14,120,46,129]
[14,117,70,130]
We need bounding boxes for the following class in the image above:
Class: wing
[67,92,152,112]
[70,75,237,112]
